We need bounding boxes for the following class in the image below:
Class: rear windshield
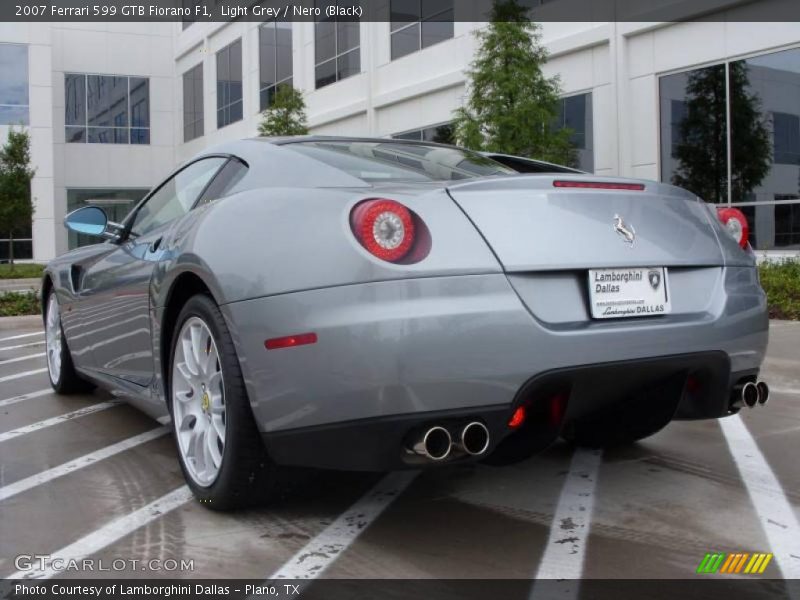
[284,141,517,183]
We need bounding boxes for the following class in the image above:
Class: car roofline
[253,135,463,151]
[480,151,585,174]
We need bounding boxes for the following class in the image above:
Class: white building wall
[0,23,55,261]
[1,10,798,260]
[50,22,175,256]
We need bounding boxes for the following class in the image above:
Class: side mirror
[64,206,121,240]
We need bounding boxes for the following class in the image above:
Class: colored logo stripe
[697,553,726,574]
[697,552,773,575]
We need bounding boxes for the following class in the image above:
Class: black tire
[168,293,279,510]
[45,290,93,395]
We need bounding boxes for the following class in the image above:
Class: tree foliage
[452,0,576,166]
[258,85,309,137]
[673,62,771,202]
[0,128,35,264]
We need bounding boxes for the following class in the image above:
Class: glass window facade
[216,39,243,128]
[183,64,204,142]
[65,74,150,144]
[66,188,150,249]
[555,93,594,172]
[393,122,455,144]
[314,1,360,89]
[259,20,293,110]
[0,43,29,125]
[390,0,454,61]
[0,224,32,261]
[660,47,800,250]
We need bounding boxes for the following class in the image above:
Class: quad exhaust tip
[409,421,491,461]
[411,426,452,461]
[756,381,769,406]
[458,421,491,456]
[742,382,759,408]
[733,381,769,410]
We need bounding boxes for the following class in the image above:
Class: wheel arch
[40,273,54,322]
[158,270,218,402]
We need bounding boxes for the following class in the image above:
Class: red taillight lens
[508,406,527,429]
[351,199,416,263]
[553,180,646,191]
[717,207,750,248]
[265,333,317,350]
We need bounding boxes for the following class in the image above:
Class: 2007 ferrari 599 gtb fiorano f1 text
[43,137,769,509]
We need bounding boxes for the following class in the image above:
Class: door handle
[148,237,163,253]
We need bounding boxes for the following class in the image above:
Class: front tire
[169,294,278,510]
[45,291,92,394]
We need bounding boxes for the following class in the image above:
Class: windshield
[284,141,517,183]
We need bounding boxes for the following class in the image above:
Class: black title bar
[3,579,800,600]
[3,0,800,22]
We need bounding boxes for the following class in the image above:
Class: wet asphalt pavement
[0,318,798,584]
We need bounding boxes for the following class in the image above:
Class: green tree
[673,62,771,202]
[257,85,309,137]
[0,128,36,265]
[452,0,576,166]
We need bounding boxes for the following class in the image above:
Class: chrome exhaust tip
[756,381,769,406]
[742,382,759,409]
[458,421,490,456]
[410,426,452,461]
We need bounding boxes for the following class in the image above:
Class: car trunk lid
[446,176,724,271]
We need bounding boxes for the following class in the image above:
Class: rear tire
[168,293,279,510]
[45,290,93,394]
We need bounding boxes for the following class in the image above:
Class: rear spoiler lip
[447,174,697,201]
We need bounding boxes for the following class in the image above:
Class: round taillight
[717,207,750,249]
[351,199,416,262]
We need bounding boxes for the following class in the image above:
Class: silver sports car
[44,137,769,509]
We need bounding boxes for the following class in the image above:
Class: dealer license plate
[588,267,671,319]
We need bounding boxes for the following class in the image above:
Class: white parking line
[0,367,48,384]
[269,471,418,579]
[720,416,800,579]
[533,448,602,582]
[0,388,52,408]
[8,485,194,579]
[0,331,42,342]
[0,426,169,502]
[0,340,44,352]
[0,352,46,365]
[0,401,119,443]
[771,386,800,396]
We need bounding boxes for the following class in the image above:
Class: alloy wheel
[172,316,227,487]
[45,294,62,385]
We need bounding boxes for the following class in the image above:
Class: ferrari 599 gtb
[44,137,769,508]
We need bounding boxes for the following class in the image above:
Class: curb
[0,314,42,330]
[0,278,41,286]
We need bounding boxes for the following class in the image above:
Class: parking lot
[1,315,799,587]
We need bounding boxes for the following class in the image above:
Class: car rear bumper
[222,267,768,463]
[260,351,746,471]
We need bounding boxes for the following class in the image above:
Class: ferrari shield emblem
[648,270,661,290]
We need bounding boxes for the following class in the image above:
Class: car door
[77,157,228,386]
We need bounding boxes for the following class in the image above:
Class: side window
[197,158,248,206]
[131,158,226,236]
